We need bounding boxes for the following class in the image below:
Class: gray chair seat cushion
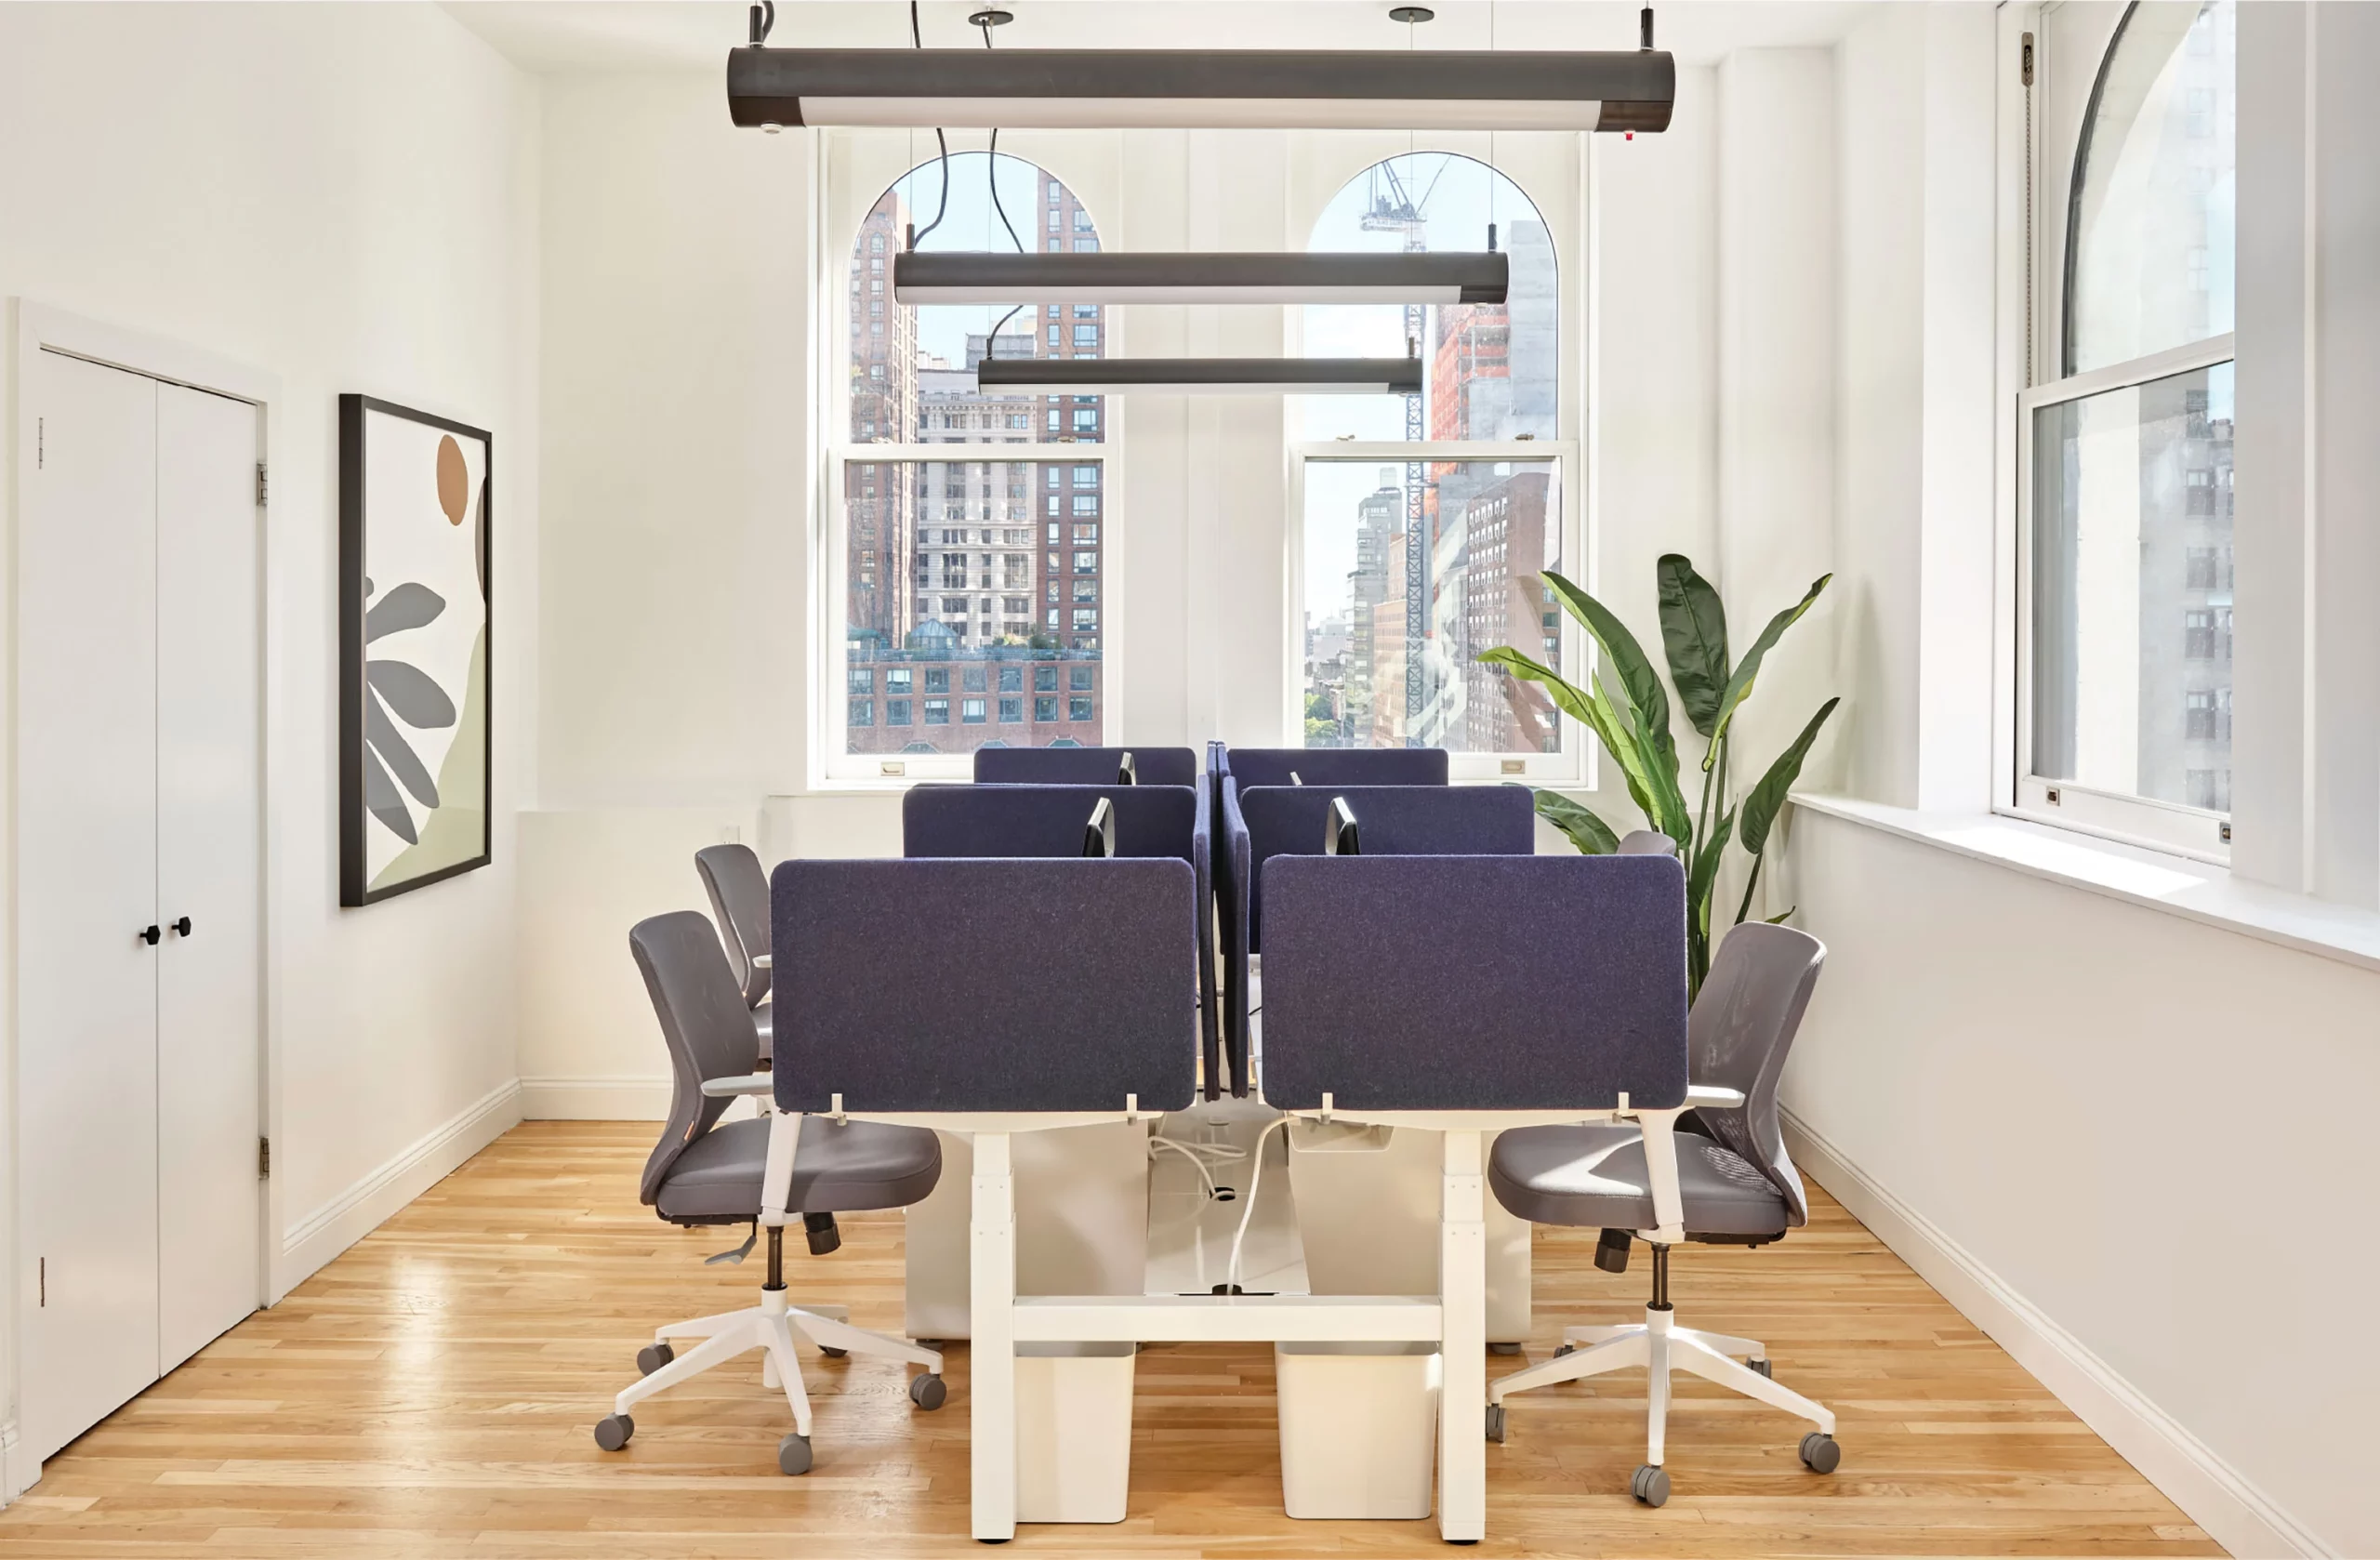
[653,1116,942,1223]
[1488,1123,1788,1237]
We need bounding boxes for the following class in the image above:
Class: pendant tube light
[976,357,1423,397]
[727,47,1673,133]
[895,250,1508,307]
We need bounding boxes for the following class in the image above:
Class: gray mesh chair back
[1686,922,1825,1227]
[1617,829,1679,856]
[695,843,772,1008]
[629,910,768,1210]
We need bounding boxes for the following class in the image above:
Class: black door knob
[171,916,192,937]
[140,924,161,945]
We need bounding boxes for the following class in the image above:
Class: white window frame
[815,130,1122,788]
[2012,332,2235,860]
[2000,0,2234,862]
[1287,441,1584,786]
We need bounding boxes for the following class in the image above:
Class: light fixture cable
[907,1,952,248]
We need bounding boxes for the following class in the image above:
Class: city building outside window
[831,151,1110,777]
[1293,152,1573,775]
[2017,0,2234,856]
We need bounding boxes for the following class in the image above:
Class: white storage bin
[1015,1341,1136,1523]
[1275,1341,1441,1520]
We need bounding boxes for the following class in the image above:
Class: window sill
[1789,792,2380,977]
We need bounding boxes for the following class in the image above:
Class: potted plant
[1480,555,1837,997]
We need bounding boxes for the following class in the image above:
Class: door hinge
[256,462,269,507]
[2021,32,2034,86]
[37,416,44,469]
[39,1256,46,1307]
[258,1136,271,1178]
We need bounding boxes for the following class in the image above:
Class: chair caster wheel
[818,1345,849,1358]
[1488,1341,1522,1355]
[1631,1463,1671,1506]
[778,1433,813,1475]
[1749,1357,1772,1378]
[1553,1342,1575,1359]
[911,1372,948,1410]
[636,1342,673,1376]
[1799,1432,1840,1474]
[1485,1403,1506,1443]
[593,1414,634,1451]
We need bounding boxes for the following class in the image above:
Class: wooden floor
[1,1121,2220,1558]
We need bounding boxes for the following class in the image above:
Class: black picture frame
[338,394,494,906]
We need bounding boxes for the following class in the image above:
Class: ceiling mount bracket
[1389,7,1435,23]
[967,8,1014,26]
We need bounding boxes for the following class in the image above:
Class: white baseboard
[275,1079,522,1297]
[519,1075,671,1120]
[0,1417,25,1509]
[1783,1108,2330,1560]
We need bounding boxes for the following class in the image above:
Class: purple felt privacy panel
[905,783,1198,861]
[773,858,1200,1114]
[974,746,1199,787]
[1223,747,1448,790]
[1241,784,1537,952]
[1260,854,1688,1112]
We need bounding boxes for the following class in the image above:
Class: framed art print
[338,395,492,906]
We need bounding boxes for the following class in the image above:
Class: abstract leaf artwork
[339,396,493,906]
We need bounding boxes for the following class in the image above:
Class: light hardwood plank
[0,1120,2225,1558]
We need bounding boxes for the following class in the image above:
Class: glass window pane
[1302,459,1564,753]
[2031,362,2233,811]
[1299,153,1556,443]
[843,458,1104,757]
[2067,1,2234,375]
[850,151,1104,446]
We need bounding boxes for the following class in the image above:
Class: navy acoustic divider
[903,782,1220,1101]
[1222,747,1448,790]
[974,745,1199,787]
[1239,783,1536,954]
[773,858,1201,1115]
[1260,854,1689,1113]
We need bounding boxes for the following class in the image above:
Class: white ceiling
[445,1,1876,75]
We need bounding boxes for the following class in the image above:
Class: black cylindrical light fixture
[728,47,1673,133]
[895,250,1508,306]
[976,357,1423,396]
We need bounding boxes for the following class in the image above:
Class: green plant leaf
[1687,805,1737,943]
[1540,571,1674,771]
[1739,696,1841,857]
[1480,647,1692,844]
[1705,573,1832,769]
[1654,554,1730,737]
[1765,906,1797,924]
[1530,788,1618,854]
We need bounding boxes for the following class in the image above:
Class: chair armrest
[1685,1084,1746,1110]
[699,1072,775,1098]
[752,953,773,970]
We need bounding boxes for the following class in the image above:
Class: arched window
[2020,0,2235,854]
[1294,153,1567,767]
[835,152,1110,773]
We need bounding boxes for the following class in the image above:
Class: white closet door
[18,350,163,1462]
[155,382,263,1371]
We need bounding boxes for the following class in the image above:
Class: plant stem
[1734,853,1763,927]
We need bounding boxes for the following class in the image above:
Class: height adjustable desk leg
[1439,1128,1487,1542]
[971,1131,1018,1542]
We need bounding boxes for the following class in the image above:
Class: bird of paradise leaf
[360,581,455,846]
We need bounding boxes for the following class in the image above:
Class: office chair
[694,843,772,1047]
[1323,796,1359,855]
[596,911,947,1474]
[1616,828,1679,856]
[1483,921,1838,1506]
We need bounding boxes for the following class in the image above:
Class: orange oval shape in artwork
[437,435,469,525]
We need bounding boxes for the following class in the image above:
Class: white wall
[0,0,539,1493]
[1780,812,2376,1556]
